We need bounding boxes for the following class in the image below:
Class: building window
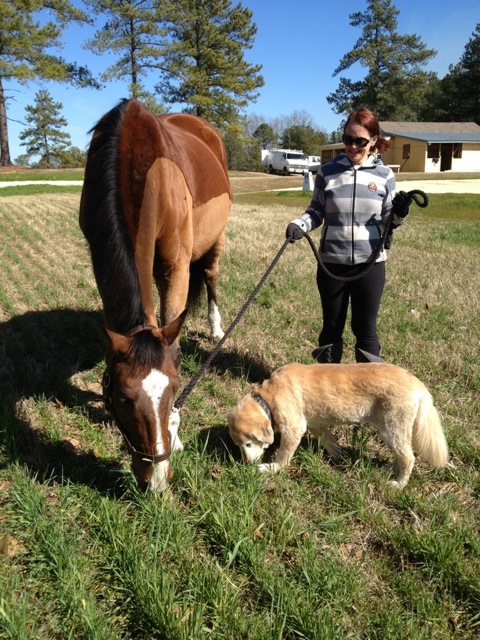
[402,144,410,160]
[427,143,440,158]
[453,144,463,158]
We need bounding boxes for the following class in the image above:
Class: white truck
[261,149,309,175]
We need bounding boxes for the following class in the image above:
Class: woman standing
[286,107,411,363]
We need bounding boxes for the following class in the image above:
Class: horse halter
[103,323,172,464]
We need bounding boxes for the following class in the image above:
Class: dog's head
[227,394,274,463]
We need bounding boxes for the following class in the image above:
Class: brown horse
[79,99,232,491]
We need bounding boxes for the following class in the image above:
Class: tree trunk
[0,78,13,166]
[0,77,12,167]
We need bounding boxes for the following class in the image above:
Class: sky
[6,0,479,163]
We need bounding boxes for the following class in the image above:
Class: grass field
[0,173,479,639]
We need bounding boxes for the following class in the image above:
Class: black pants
[316,261,385,357]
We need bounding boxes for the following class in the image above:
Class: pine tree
[155,0,264,132]
[253,123,277,150]
[19,90,72,168]
[441,24,480,124]
[0,0,96,166]
[327,0,436,120]
[281,125,328,155]
[83,0,166,102]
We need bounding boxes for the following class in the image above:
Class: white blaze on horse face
[142,368,170,492]
[208,299,224,341]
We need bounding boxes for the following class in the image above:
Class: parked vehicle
[306,155,321,173]
[261,149,309,175]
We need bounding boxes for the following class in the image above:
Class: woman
[286,107,411,363]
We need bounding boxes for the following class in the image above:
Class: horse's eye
[119,394,134,406]
[244,442,252,448]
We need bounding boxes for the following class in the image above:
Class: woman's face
[343,123,378,165]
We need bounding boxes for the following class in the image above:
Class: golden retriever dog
[228,363,448,488]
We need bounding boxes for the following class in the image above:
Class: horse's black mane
[81,99,146,336]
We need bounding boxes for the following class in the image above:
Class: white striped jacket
[294,153,404,265]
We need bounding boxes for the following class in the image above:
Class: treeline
[2,1,479,170]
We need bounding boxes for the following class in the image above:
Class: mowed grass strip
[0,181,479,639]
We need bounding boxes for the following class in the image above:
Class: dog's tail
[412,390,449,468]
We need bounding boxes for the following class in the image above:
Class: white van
[261,149,309,175]
[306,156,321,173]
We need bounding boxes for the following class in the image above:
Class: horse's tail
[412,389,449,468]
[188,259,206,310]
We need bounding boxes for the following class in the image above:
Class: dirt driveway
[1,175,480,194]
[397,178,480,194]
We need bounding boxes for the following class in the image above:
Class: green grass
[0,168,84,181]
[0,179,479,639]
[0,184,83,196]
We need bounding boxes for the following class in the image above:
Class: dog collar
[253,395,272,422]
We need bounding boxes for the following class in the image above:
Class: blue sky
[6,0,479,162]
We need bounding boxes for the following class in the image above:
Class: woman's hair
[344,108,390,153]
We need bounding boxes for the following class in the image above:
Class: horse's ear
[156,309,188,346]
[103,327,133,354]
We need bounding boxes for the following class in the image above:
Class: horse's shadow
[0,309,270,492]
[0,308,126,493]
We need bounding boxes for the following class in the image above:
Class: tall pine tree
[19,90,72,168]
[84,0,166,103]
[441,24,480,124]
[0,0,96,166]
[327,0,436,121]
[155,0,264,132]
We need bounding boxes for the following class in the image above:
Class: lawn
[0,175,479,639]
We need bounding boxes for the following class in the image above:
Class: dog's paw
[387,479,408,489]
[387,479,400,489]
[257,462,281,473]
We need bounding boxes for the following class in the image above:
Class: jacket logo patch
[368,182,378,191]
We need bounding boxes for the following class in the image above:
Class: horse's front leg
[155,262,190,369]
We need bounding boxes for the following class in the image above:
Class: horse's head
[103,312,186,492]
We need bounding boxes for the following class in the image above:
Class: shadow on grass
[0,308,271,492]
[180,329,272,384]
[0,308,127,494]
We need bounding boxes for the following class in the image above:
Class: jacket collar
[336,152,381,169]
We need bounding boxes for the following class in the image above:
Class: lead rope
[305,189,429,283]
[174,239,291,410]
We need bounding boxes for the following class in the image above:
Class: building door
[440,144,452,171]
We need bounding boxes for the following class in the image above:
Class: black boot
[312,341,343,363]
[355,346,385,363]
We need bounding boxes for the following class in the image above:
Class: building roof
[380,122,480,144]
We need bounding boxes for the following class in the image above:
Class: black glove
[391,190,412,218]
[286,222,305,243]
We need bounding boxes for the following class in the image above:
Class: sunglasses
[342,135,374,148]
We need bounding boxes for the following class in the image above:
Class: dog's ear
[260,423,275,445]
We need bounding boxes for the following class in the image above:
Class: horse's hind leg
[203,235,225,342]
